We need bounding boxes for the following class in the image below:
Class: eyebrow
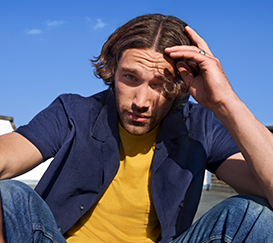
[120,67,173,83]
[121,67,139,75]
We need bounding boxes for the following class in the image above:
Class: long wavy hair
[91,14,194,109]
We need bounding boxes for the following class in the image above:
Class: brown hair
[91,14,193,109]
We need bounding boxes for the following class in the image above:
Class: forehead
[118,48,176,76]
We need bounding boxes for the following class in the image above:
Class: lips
[129,112,150,122]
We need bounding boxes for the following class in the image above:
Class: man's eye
[125,74,135,80]
[150,82,163,89]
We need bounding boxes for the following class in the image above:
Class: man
[0,14,273,242]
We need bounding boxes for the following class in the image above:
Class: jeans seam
[32,226,56,243]
[201,234,232,243]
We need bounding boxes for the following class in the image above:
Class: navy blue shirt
[16,90,239,242]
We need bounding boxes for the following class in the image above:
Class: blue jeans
[172,194,273,243]
[0,180,66,243]
[0,180,273,243]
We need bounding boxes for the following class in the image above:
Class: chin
[123,124,151,136]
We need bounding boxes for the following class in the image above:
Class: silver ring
[199,50,206,55]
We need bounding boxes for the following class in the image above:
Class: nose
[132,85,151,113]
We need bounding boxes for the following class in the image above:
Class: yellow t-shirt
[65,124,161,242]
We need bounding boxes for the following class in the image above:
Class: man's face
[115,48,177,135]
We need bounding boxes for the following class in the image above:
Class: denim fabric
[0,180,66,243]
[172,194,273,243]
[1,180,273,243]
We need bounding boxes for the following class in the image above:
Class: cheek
[116,78,137,96]
[115,78,127,94]
[156,99,173,116]
[115,80,125,100]
[115,81,134,108]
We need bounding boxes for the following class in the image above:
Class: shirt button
[80,205,84,210]
[58,227,62,232]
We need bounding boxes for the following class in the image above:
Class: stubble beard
[118,106,156,136]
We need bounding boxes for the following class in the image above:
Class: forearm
[213,96,273,205]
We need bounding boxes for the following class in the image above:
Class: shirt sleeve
[15,94,73,161]
[183,102,240,173]
[205,112,240,173]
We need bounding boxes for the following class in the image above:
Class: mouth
[129,112,150,122]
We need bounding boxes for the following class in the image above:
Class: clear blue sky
[1,0,273,127]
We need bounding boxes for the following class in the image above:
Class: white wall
[0,119,14,135]
[13,159,52,186]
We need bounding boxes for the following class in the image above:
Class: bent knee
[0,179,31,191]
[219,194,273,219]
[0,180,35,201]
[224,194,271,208]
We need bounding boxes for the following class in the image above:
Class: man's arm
[165,26,273,206]
[213,95,273,202]
[216,153,267,199]
[0,132,43,180]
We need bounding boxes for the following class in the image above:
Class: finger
[165,46,212,65]
[165,45,197,54]
[185,26,213,56]
[176,61,194,88]
[165,45,212,59]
